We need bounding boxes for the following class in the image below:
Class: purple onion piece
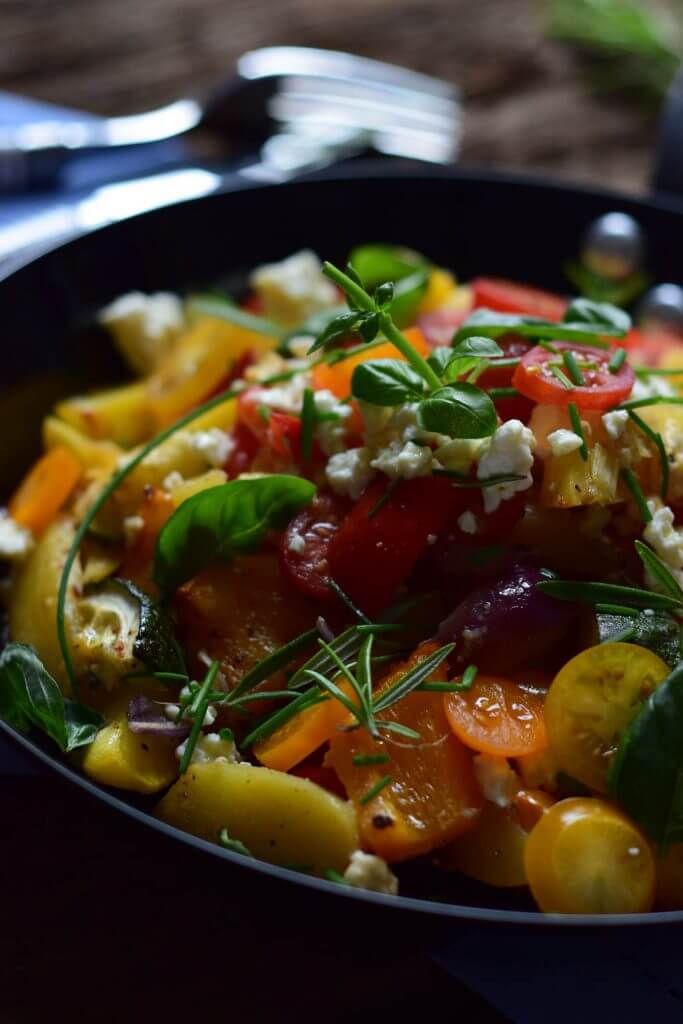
[437,565,578,674]
[127,695,190,739]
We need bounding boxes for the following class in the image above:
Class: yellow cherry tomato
[544,643,668,792]
[524,797,655,915]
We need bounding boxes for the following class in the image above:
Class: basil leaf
[154,475,317,596]
[348,244,427,288]
[0,643,102,752]
[358,312,380,343]
[427,347,456,375]
[563,298,632,334]
[454,308,625,346]
[308,311,362,354]
[451,335,504,359]
[597,611,681,669]
[417,384,497,439]
[115,578,186,675]
[351,359,426,406]
[282,304,347,352]
[609,662,683,846]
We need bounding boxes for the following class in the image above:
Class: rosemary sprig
[327,578,372,625]
[621,467,652,523]
[568,402,588,461]
[538,579,683,612]
[359,774,392,806]
[178,660,219,774]
[634,540,683,601]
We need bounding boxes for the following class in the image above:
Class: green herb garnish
[563,350,586,386]
[568,402,588,461]
[359,774,392,806]
[628,409,669,500]
[218,827,252,857]
[353,753,391,766]
[621,467,652,523]
[178,660,219,775]
[608,348,627,373]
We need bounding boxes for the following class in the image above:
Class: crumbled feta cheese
[477,420,536,513]
[250,250,338,326]
[643,499,683,588]
[473,754,520,808]
[457,510,478,535]
[313,389,352,456]
[547,428,584,457]
[343,850,399,896]
[190,428,234,468]
[602,409,629,441]
[631,375,677,402]
[0,510,34,561]
[370,440,434,480]
[250,375,309,415]
[163,470,184,491]
[433,436,488,473]
[175,731,242,766]
[287,335,316,360]
[287,531,306,554]
[123,515,145,544]
[99,291,184,374]
[427,533,438,545]
[326,447,375,500]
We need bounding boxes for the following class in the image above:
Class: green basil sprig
[609,661,683,847]
[348,244,428,326]
[351,359,426,406]
[428,336,504,381]
[418,384,497,438]
[0,643,103,752]
[153,475,316,597]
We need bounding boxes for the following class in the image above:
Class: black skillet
[2,76,683,938]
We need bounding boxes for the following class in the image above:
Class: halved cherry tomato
[476,335,535,422]
[544,642,669,792]
[512,341,635,410]
[417,306,472,348]
[225,421,260,478]
[444,675,548,758]
[327,476,466,616]
[524,797,655,914]
[473,278,566,321]
[280,492,349,600]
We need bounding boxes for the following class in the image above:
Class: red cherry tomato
[225,421,260,478]
[512,341,635,410]
[476,335,535,423]
[280,492,349,600]
[328,476,467,616]
[417,306,472,348]
[473,278,566,321]
[620,326,683,366]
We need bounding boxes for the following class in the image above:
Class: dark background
[0,0,670,193]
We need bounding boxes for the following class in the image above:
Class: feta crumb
[630,375,677,402]
[250,250,338,326]
[287,335,316,360]
[287,531,306,554]
[427,533,438,545]
[433,436,488,473]
[343,850,399,896]
[163,470,184,491]
[250,376,309,416]
[602,409,629,441]
[99,291,184,374]
[0,510,34,561]
[175,730,242,766]
[643,499,683,589]
[370,439,434,481]
[190,428,234,468]
[457,510,478,535]
[473,753,520,808]
[123,515,145,544]
[326,447,375,500]
[547,428,583,457]
[477,420,536,513]
[313,388,352,456]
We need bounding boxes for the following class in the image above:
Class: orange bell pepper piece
[311,327,430,399]
[326,644,483,862]
[9,445,81,535]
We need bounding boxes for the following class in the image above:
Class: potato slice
[156,761,358,872]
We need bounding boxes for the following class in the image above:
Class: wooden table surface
[1,0,659,194]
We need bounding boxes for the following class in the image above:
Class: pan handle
[652,65,683,199]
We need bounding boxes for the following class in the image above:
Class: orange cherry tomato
[512,341,635,410]
[444,675,548,758]
[524,797,655,914]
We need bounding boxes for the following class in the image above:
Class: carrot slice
[253,679,355,773]
[311,327,429,399]
[444,674,548,758]
[9,445,81,535]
